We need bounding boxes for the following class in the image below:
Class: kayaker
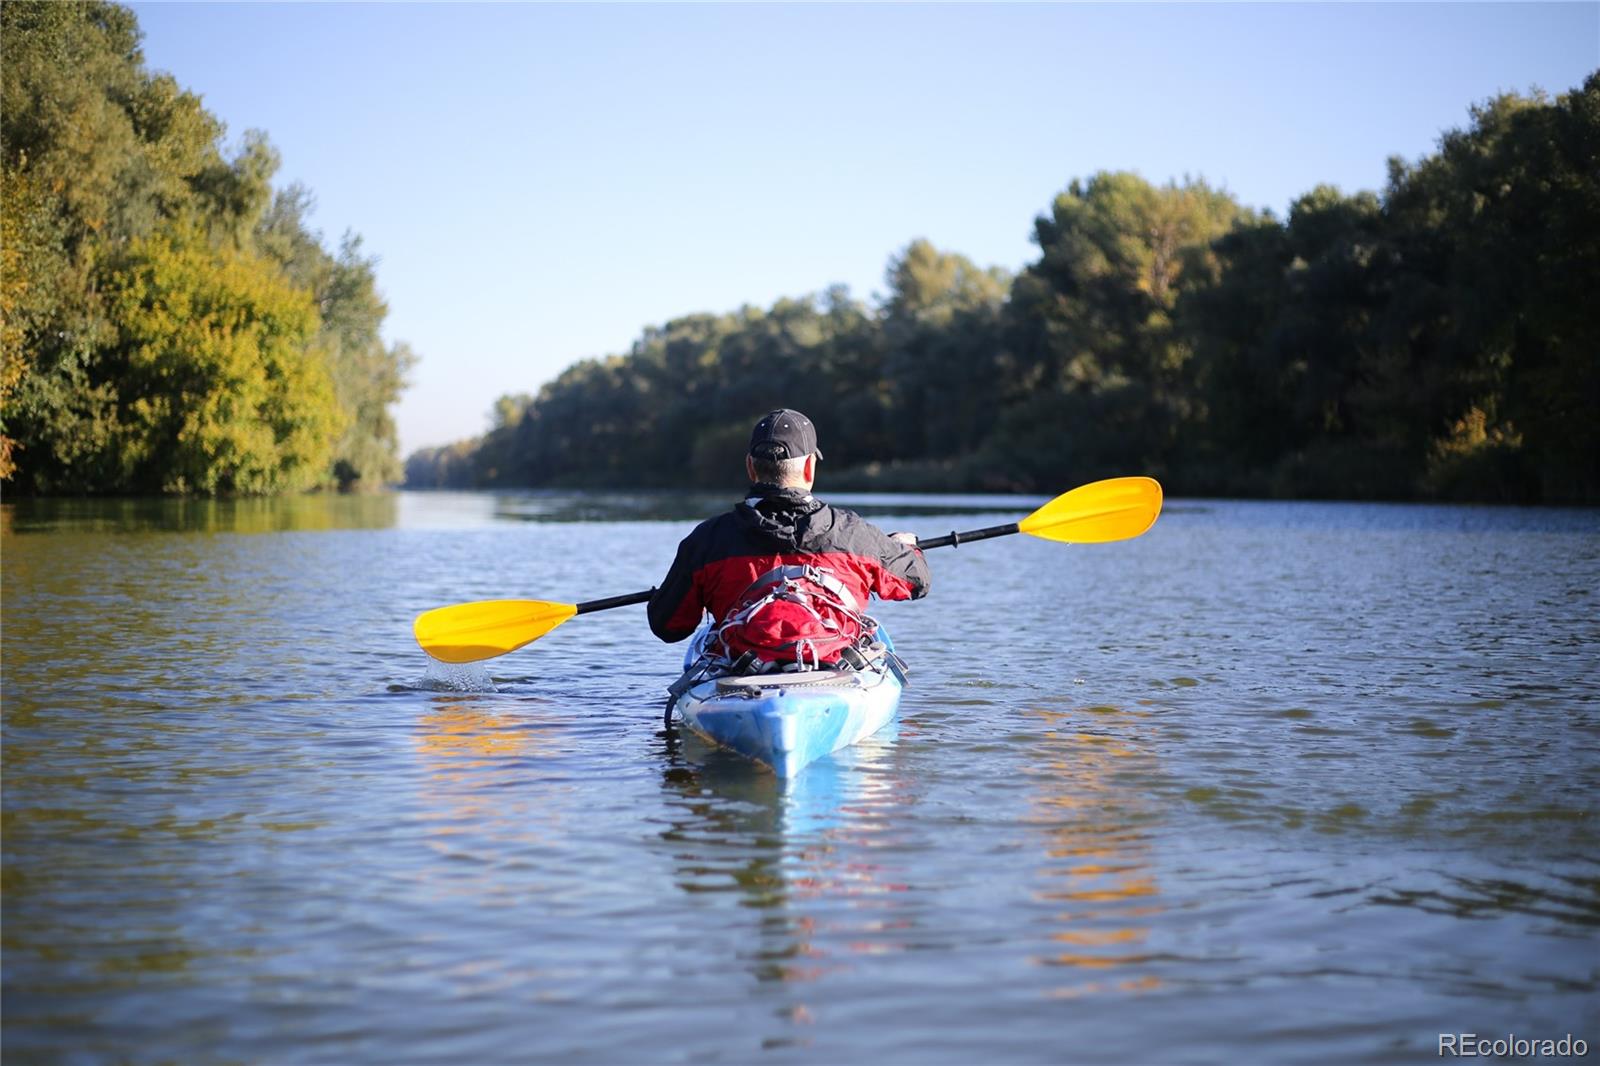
[647,409,929,652]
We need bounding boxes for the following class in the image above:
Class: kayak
[671,628,905,778]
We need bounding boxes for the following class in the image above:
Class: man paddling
[647,409,929,659]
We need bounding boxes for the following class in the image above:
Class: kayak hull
[672,626,904,777]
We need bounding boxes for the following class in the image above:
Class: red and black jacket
[648,485,931,643]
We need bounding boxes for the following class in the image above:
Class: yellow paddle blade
[413,599,579,663]
[1017,476,1163,544]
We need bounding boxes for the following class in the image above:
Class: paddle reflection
[416,699,539,769]
[656,725,914,1034]
[1024,702,1165,997]
[413,697,561,862]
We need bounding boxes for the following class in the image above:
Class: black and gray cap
[748,409,824,462]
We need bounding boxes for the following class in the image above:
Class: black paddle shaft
[916,521,1020,551]
[576,588,656,615]
[572,519,1019,617]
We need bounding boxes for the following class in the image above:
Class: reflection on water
[413,698,561,878]
[1370,871,1600,927]
[655,725,913,1041]
[3,492,1598,1061]
[417,699,541,769]
[659,722,908,902]
[1024,702,1164,996]
[2,492,400,535]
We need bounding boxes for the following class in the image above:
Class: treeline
[410,74,1598,504]
[1,1,412,495]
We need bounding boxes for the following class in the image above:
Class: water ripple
[3,496,1598,1061]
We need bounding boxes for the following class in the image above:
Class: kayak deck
[674,665,902,778]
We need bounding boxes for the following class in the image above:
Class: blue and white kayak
[672,630,905,778]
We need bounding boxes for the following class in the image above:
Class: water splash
[418,658,497,693]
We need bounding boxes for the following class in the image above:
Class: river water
[3,490,1597,1063]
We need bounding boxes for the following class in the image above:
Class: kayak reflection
[656,722,916,1033]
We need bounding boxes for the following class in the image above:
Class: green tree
[881,240,1011,462]
[1,0,222,479]
[994,172,1247,488]
[472,392,532,485]
[1385,78,1600,501]
[256,189,414,489]
[399,84,1598,505]
[1179,77,1600,502]
[2,0,413,494]
[17,227,340,494]
[1179,185,1415,497]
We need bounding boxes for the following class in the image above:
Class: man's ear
[803,453,817,483]
[746,456,758,482]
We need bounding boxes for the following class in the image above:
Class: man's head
[747,408,822,488]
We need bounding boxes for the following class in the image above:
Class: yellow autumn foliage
[102,229,345,494]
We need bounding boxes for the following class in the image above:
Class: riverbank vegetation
[4,1,1591,504]
[408,73,1598,504]
[1,1,413,495]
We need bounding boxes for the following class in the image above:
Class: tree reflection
[1,493,399,535]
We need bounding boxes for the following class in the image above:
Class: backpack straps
[706,562,870,668]
[740,563,862,612]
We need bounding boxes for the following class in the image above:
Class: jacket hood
[734,484,829,550]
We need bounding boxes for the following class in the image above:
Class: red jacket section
[647,486,930,643]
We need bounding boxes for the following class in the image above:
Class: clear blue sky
[126,2,1598,456]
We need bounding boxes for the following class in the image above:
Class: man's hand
[889,531,919,547]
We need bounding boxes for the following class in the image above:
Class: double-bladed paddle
[414,475,1162,664]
